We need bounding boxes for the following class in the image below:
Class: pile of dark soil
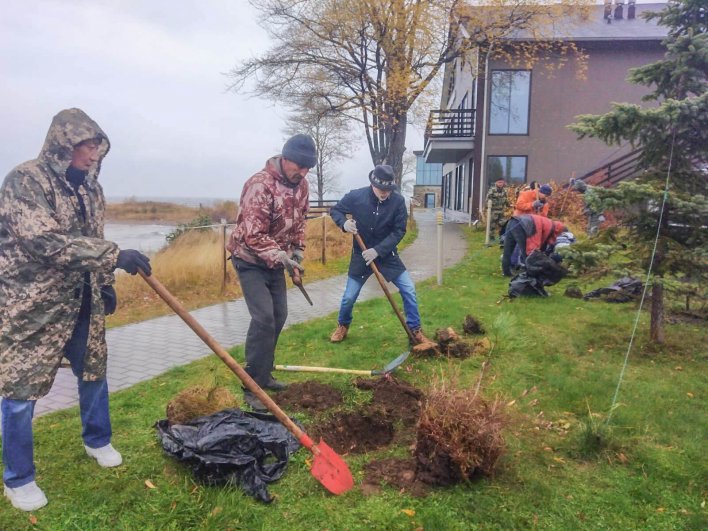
[355,376,424,427]
[313,412,395,454]
[275,381,343,412]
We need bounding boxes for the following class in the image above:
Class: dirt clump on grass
[166,385,239,425]
[412,327,491,359]
[313,412,395,454]
[275,381,343,413]
[462,315,485,335]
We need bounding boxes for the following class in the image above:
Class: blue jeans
[337,271,421,330]
[2,298,112,488]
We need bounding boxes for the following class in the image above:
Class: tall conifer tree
[569,0,707,343]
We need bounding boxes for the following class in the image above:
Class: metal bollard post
[484,199,492,246]
[436,210,443,286]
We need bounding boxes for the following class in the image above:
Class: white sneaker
[84,443,123,468]
[4,481,48,512]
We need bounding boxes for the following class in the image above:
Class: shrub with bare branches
[416,375,507,483]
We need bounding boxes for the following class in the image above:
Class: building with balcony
[423,1,667,222]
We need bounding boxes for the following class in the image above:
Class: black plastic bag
[508,271,549,298]
[583,277,643,303]
[525,250,567,286]
[156,408,302,503]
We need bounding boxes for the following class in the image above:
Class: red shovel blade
[310,439,354,495]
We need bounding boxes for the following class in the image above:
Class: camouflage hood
[40,108,110,180]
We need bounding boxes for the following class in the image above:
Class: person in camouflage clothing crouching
[0,108,152,512]
[226,134,316,412]
[485,179,510,241]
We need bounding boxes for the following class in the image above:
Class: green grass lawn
[1,229,705,530]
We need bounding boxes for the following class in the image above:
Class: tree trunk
[384,112,408,186]
[650,279,664,344]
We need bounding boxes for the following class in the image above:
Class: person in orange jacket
[514,183,552,217]
[501,214,566,276]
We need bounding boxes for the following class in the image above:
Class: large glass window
[454,164,465,210]
[415,154,443,185]
[487,156,527,188]
[489,70,531,135]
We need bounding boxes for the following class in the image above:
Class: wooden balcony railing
[425,109,476,140]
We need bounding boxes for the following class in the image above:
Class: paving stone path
[20,209,468,420]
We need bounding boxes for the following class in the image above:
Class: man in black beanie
[226,134,317,411]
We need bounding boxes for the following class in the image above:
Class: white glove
[343,219,358,234]
[276,250,304,276]
[362,248,378,266]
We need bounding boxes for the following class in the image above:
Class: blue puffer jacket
[331,186,407,281]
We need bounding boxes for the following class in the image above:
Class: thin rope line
[606,128,676,424]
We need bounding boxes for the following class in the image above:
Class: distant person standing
[0,108,152,512]
[226,134,316,412]
[485,179,510,240]
[514,183,552,217]
[328,165,431,345]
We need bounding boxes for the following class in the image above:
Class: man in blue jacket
[329,165,431,344]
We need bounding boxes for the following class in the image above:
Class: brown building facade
[423,2,667,221]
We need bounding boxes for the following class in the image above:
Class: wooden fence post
[321,213,327,264]
[220,219,227,293]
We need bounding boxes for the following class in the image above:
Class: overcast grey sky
[0,0,425,201]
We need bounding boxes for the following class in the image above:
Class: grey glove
[277,250,304,276]
[292,248,305,264]
[343,219,358,234]
[361,248,378,266]
[532,200,544,211]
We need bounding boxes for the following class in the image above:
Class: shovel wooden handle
[276,364,373,376]
[353,232,417,344]
[138,271,315,450]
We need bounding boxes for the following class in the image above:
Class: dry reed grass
[107,199,239,224]
[109,216,353,326]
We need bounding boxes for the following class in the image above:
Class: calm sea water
[104,223,175,254]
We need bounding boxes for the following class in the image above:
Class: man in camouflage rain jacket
[226,134,316,412]
[0,108,151,512]
[485,179,510,240]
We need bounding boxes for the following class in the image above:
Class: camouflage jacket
[0,109,119,400]
[486,186,509,213]
[227,156,309,269]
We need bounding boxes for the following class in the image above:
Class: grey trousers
[231,258,287,387]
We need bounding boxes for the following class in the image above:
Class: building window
[486,156,527,188]
[489,70,531,135]
[443,172,453,208]
[415,154,443,186]
[454,164,465,210]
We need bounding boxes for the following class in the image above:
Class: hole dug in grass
[276,381,344,413]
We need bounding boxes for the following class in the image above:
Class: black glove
[116,249,152,276]
[101,285,117,315]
